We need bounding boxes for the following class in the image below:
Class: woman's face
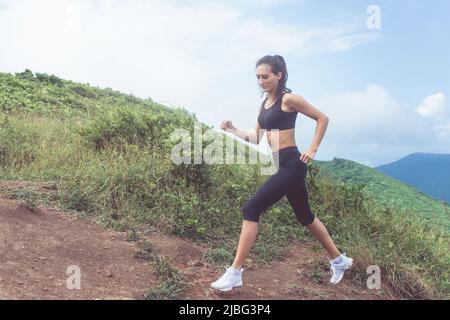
[256,64,281,93]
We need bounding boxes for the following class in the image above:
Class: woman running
[211,55,353,292]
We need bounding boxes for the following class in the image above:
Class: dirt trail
[0,181,395,300]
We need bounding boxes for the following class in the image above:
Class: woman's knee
[296,210,315,226]
[240,204,262,223]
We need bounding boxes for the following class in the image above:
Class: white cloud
[299,84,444,166]
[0,0,10,8]
[0,0,396,166]
[0,0,379,111]
[228,0,296,9]
[433,121,450,139]
[415,92,447,121]
[315,84,431,144]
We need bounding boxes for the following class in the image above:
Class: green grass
[316,158,450,231]
[144,255,186,300]
[135,239,154,261]
[202,247,234,266]
[1,70,449,299]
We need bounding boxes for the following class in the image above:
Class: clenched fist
[220,120,236,131]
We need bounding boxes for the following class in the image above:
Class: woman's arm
[285,94,329,163]
[232,121,265,145]
[285,94,329,151]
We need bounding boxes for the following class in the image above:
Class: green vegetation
[144,255,186,300]
[316,158,450,230]
[1,70,449,299]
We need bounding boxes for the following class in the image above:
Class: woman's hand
[300,147,317,165]
[220,120,236,132]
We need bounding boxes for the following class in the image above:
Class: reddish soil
[0,181,396,300]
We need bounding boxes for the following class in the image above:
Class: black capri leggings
[241,146,315,226]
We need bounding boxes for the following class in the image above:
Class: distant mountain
[314,157,450,231]
[375,153,450,203]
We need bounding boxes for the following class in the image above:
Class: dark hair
[256,55,292,113]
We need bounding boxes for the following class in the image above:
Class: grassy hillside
[315,158,450,231]
[1,70,449,299]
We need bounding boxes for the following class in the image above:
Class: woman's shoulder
[281,90,299,111]
[281,89,296,97]
[281,89,296,102]
[283,88,295,94]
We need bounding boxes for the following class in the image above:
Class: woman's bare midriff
[267,128,297,153]
[264,95,297,153]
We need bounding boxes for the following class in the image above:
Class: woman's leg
[285,172,354,284]
[235,168,291,269]
[210,219,260,291]
[306,217,340,260]
[284,164,341,260]
[232,220,259,269]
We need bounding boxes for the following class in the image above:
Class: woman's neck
[267,89,283,103]
[267,90,277,102]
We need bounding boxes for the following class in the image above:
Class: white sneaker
[329,253,353,285]
[210,266,243,292]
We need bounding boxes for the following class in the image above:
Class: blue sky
[0,0,449,167]
[299,0,450,107]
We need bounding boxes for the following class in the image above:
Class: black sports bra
[258,91,297,131]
